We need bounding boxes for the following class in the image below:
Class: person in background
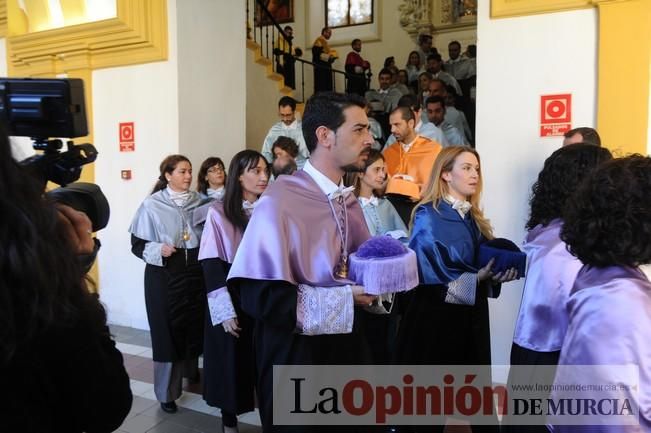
[383,106,442,225]
[445,40,475,81]
[312,26,337,93]
[0,122,132,432]
[261,96,309,169]
[345,38,371,96]
[274,25,302,89]
[385,93,448,148]
[349,149,408,364]
[562,126,601,146]
[395,146,518,432]
[426,53,462,97]
[388,65,411,96]
[366,102,386,150]
[197,156,227,200]
[425,95,467,146]
[416,33,437,66]
[505,144,612,433]
[405,50,424,92]
[417,71,434,115]
[351,148,407,239]
[365,68,403,114]
[553,155,651,432]
[199,150,269,433]
[129,154,207,414]
[271,136,299,177]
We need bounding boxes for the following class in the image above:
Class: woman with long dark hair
[352,148,407,239]
[349,148,407,363]
[199,150,269,433]
[197,156,227,200]
[129,154,207,413]
[0,123,132,432]
[395,146,518,432]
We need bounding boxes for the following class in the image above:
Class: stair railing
[246,0,372,103]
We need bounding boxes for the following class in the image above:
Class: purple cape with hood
[198,200,242,264]
[227,169,370,286]
[553,265,651,432]
[513,219,582,352]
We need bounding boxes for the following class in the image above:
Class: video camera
[0,77,109,232]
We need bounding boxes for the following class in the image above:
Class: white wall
[94,0,180,329]
[177,0,246,165]
[246,50,288,151]
[476,1,598,375]
[95,0,247,329]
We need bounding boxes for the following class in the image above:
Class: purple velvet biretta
[348,236,419,295]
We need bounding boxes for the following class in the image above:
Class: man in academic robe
[384,93,449,148]
[228,92,377,432]
[383,106,442,225]
[345,38,370,96]
[261,96,310,169]
[274,25,302,89]
[312,27,337,94]
[425,95,468,146]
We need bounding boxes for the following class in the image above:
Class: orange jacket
[383,135,442,200]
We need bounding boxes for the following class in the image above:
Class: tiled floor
[111,325,471,433]
[110,325,262,433]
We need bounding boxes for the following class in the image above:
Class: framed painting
[255,0,294,26]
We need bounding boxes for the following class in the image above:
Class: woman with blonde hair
[394,146,517,432]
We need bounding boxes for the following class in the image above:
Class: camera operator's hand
[161,244,177,257]
[56,204,95,255]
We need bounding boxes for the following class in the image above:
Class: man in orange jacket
[383,106,442,225]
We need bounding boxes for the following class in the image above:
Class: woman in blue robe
[394,146,518,433]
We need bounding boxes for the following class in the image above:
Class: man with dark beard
[228,92,376,432]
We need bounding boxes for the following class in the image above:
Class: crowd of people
[122,85,651,433]
[2,23,648,433]
[272,27,476,150]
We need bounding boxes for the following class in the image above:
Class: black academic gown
[131,237,205,362]
[393,202,499,433]
[238,279,372,433]
[228,171,374,433]
[201,258,255,414]
[312,45,333,93]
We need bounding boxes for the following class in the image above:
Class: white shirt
[401,137,417,153]
[302,160,346,199]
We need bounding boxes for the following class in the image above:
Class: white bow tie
[359,196,379,207]
[329,185,355,201]
[447,195,472,218]
[242,200,258,211]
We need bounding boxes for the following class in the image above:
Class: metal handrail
[246,0,372,102]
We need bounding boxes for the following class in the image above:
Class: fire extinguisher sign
[119,122,135,152]
[540,94,571,137]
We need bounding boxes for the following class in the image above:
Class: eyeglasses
[208,167,225,174]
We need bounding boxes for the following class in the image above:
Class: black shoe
[160,401,177,413]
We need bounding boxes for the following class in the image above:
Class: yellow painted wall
[595,0,651,155]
